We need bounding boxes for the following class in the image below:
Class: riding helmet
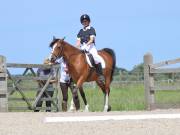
[80,14,90,23]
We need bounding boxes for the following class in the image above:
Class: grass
[8,81,180,112]
[155,90,180,104]
[75,84,145,112]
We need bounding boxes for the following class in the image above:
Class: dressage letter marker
[44,113,180,123]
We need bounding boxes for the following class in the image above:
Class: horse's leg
[68,76,87,111]
[104,88,111,112]
[69,98,75,111]
[96,81,107,111]
[73,75,87,109]
[79,86,89,112]
[104,77,111,112]
[69,86,88,112]
[69,79,80,111]
[96,77,111,112]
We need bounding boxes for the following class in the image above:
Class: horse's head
[49,36,65,62]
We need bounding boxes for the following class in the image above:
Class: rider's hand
[76,45,80,49]
[85,45,90,52]
[81,44,87,50]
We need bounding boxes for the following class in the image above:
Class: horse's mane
[62,40,80,51]
[49,38,81,53]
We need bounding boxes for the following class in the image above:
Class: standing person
[34,58,55,112]
[75,14,105,83]
[57,57,80,112]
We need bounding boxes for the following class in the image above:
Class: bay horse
[49,38,116,112]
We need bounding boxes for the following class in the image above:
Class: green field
[8,82,180,112]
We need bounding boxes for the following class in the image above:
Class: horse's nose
[50,57,55,62]
[49,54,54,62]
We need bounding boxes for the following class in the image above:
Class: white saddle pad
[85,54,106,68]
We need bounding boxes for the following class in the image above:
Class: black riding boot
[95,63,105,83]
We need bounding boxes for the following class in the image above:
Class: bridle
[50,39,82,63]
[50,40,64,62]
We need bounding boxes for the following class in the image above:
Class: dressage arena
[0,54,180,135]
[0,109,180,135]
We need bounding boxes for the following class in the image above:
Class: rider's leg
[89,46,105,83]
[60,82,68,111]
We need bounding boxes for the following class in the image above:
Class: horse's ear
[62,36,66,41]
[53,36,56,40]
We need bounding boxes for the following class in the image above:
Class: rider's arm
[86,27,96,46]
[75,38,81,48]
[76,30,82,48]
[86,36,95,46]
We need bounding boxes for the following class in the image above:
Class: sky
[0,0,180,71]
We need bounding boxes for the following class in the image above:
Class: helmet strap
[83,25,90,30]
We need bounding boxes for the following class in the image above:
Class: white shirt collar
[83,25,91,31]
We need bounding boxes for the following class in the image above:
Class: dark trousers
[60,80,80,111]
[34,89,54,112]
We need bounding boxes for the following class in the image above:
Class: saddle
[81,50,105,68]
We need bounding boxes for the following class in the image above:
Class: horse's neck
[63,42,81,61]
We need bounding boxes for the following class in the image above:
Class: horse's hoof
[107,105,111,112]
[84,109,89,112]
[84,104,89,112]
[103,105,108,112]
[68,107,76,112]
[68,109,75,112]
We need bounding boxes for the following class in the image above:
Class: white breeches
[80,44,101,64]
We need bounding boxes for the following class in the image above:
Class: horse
[49,38,116,112]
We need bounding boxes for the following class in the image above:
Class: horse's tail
[102,48,116,82]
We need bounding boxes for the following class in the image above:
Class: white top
[56,58,70,83]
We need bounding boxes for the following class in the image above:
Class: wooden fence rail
[144,53,180,110]
[0,55,61,112]
[1,54,180,112]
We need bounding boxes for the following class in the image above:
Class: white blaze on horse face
[49,43,58,60]
[52,43,58,52]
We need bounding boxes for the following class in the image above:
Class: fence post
[0,55,8,112]
[144,53,155,110]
